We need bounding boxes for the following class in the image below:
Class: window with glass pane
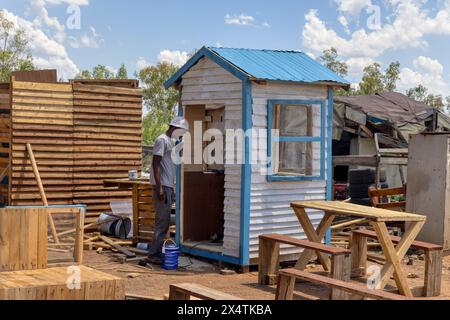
[268,100,325,181]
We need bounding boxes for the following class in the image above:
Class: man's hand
[158,185,165,202]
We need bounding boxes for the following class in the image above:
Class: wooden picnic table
[291,200,427,297]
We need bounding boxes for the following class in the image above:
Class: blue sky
[2,0,450,97]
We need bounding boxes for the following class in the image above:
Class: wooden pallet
[0,266,125,300]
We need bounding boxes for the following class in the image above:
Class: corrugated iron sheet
[209,47,349,85]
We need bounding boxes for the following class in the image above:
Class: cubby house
[165,47,349,268]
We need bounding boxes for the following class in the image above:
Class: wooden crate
[0,266,125,300]
[0,208,48,271]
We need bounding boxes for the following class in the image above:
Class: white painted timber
[180,57,242,257]
[249,81,330,260]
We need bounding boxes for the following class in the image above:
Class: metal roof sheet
[209,47,349,85]
[164,46,350,88]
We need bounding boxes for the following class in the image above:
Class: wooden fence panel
[10,81,74,206]
[0,83,10,204]
[72,83,142,223]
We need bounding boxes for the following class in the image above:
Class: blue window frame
[267,99,326,182]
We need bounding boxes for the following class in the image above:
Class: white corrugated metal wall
[249,81,329,260]
[180,57,242,258]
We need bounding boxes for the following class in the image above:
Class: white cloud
[135,57,150,72]
[338,15,350,34]
[397,56,449,97]
[335,0,372,16]
[225,14,255,26]
[413,55,444,75]
[224,13,270,28]
[69,26,103,48]
[346,57,376,76]
[303,1,450,59]
[157,50,189,67]
[2,9,79,80]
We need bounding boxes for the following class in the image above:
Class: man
[144,116,189,265]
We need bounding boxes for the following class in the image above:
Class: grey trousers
[148,186,175,256]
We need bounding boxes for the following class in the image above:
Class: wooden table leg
[371,221,424,297]
[293,208,335,272]
[258,238,280,285]
[377,221,425,290]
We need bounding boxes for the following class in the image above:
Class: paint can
[162,239,179,271]
[128,170,138,180]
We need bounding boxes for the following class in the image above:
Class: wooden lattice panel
[72,83,142,223]
[10,81,74,206]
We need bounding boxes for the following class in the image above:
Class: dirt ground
[83,250,450,300]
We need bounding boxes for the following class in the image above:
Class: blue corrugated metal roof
[209,47,349,84]
[165,46,350,88]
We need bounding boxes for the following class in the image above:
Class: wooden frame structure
[351,228,443,297]
[0,205,86,270]
[291,200,426,297]
[103,179,155,245]
[0,78,143,225]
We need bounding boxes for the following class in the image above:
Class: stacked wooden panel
[9,81,74,206]
[0,83,10,204]
[133,185,155,244]
[0,266,125,300]
[72,83,142,223]
[0,208,48,272]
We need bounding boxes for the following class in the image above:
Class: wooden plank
[98,236,136,258]
[258,236,280,285]
[169,283,242,300]
[371,221,414,297]
[278,269,409,300]
[291,201,426,222]
[424,250,442,297]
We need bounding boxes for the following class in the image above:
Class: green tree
[138,62,179,145]
[117,63,128,79]
[406,84,428,102]
[91,65,115,79]
[406,85,449,112]
[318,47,348,77]
[356,61,401,95]
[383,61,400,92]
[0,11,35,82]
[358,63,385,95]
[76,63,129,80]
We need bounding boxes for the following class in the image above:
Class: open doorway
[181,105,225,253]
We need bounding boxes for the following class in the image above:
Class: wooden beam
[26,143,59,244]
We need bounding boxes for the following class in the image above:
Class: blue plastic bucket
[162,240,179,271]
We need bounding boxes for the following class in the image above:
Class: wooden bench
[169,283,243,300]
[259,234,351,300]
[351,228,443,297]
[276,268,409,300]
[369,186,406,211]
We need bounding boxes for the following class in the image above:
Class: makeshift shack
[0,71,143,225]
[164,46,349,268]
[332,92,450,188]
